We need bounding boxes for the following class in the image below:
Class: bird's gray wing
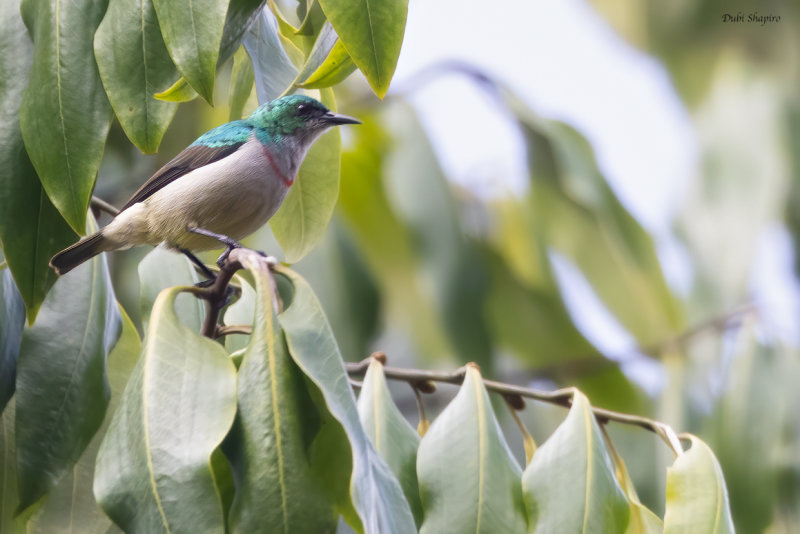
[121,142,245,211]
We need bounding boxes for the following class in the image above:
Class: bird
[50,94,359,278]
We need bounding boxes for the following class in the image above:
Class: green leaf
[293,21,356,90]
[1,401,25,534]
[0,268,25,412]
[223,256,337,532]
[15,236,122,512]
[138,247,204,332]
[218,0,265,64]
[509,96,684,346]
[522,391,629,532]
[94,0,179,153]
[153,76,199,103]
[94,286,237,534]
[317,0,407,97]
[19,0,113,234]
[416,365,527,533]
[277,266,417,533]
[271,88,341,263]
[664,435,734,533]
[243,7,299,102]
[357,360,423,526]
[299,38,356,89]
[384,103,493,368]
[152,0,228,103]
[0,0,78,321]
[228,46,255,121]
[26,307,139,534]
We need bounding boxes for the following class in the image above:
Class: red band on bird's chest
[262,145,294,187]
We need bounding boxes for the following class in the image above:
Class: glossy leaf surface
[0,267,25,412]
[417,365,527,533]
[94,287,237,534]
[19,0,113,234]
[15,241,121,512]
[278,267,417,533]
[94,0,179,153]
[522,391,629,533]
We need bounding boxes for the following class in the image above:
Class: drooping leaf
[218,0,265,64]
[298,38,356,89]
[138,247,204,332]
[94,0,179,153]
[152,0,228,103]
[664,435,734,533]
[522,391,629,532]
[384,103,493,368]
[243,6,299,103]
[1,401,24,533]
[357,360,423,527]
[293,21,356,90]
[26,307,139,534]
[271,88,341,263]
[19,0,113,234]
[94,286,237,534]
[277,267,417,533]
[15,234,122,512]
[416,365,527,533]
[153,76,199,102]
[317,0,407,97]
[0,0,78,322]
[0,267,25,412]
[228,46,255,121]
[224,254,337,533]
[508,94,684,347]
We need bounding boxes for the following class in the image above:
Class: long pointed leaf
[94,0,179,153]
[664,435,734,534]
[19,0,113,234]
[224,256,337,532]
[0,0,77,322]
[15,233,121,512]
[152,0,228,103]
[94,286,237,534]
[277,266,416,533]
[416,365,527,533]
[357,360,423,526]
[522,391,629,532]
[317,0,407,97]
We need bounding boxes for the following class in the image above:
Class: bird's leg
[187,227,242,267]
[179,248,217,286]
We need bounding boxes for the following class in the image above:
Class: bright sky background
[388,0,800,389]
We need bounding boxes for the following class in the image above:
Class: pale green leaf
[664,435,734,534]
[228,47,255,121]
[357,360,423,526]
[417,365,527,533]
[153,77,199,103]
[138,247,204,332]
[243,7,299,103]
[522,391,629,533]
[277,266,417,533]
[94,287,237,534]
[271,88,341,263]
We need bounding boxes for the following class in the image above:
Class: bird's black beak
[323,112,361,125]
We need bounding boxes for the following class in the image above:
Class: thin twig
[90,196,120,217]
[345,357,684,457]
[215,324,253,338]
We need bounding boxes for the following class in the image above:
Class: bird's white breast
[105,135,294,251]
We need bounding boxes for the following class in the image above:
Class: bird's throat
[261,144,295,187]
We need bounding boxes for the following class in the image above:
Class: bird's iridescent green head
[247,95,359,143]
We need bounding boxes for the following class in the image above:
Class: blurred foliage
[1,0,798,531]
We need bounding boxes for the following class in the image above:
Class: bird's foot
[194,277,216,288]
[186,227,243,267]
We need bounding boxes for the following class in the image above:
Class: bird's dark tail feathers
[50,232,112,275]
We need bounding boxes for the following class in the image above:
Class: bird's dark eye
[297,103,311,116]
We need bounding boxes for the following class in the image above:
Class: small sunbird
[50,95,359,277]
